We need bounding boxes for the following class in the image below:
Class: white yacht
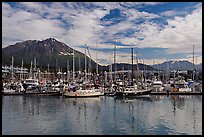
[175,79,192,92]
[63,84,103,97]
[152,80,164,92]
[23,78,40,92]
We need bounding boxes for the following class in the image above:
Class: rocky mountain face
[2,38,98,71]
[2,38,165,72]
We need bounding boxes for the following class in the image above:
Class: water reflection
[2,95,202,135]
[114,95,153,102]
[61,97,103,135]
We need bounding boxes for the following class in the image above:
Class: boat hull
[25,91,61,96]
[63,91,102,98]
[115,88,152,96]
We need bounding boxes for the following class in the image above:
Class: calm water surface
[2,95,202,135]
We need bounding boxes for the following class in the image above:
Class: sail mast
[11,56,14,82]
[29,60,33,78]
[114,41,116,81]
[48,63,49,83]
[20,60,23,81]
[85,45,87,82]
[34,57,36,79]
[96,38,99,75]
[192,45,195,81]
[72,49,75,81]
[131,47,134,86]
[135,49,139,84]
[109,54,112,82]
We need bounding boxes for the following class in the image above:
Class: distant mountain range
[2,38,202,72]
[152,60,202,71]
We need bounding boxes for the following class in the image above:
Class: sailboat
[115,48,152,97]
[63,45,103,97]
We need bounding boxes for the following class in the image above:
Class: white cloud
[2,2,202,66]
[119,4,202,54]
[160,10,189,17]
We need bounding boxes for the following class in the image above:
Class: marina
[2,2,202,135]
[2,46,202,97]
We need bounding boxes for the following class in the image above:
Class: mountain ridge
[2,38,201,72]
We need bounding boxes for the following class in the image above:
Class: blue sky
[2,2,202,65]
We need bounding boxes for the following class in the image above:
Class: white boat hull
[63,89,103,97]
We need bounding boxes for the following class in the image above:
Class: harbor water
[2,95,202,135]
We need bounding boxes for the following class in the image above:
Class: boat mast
[85,45,87,82]
[192,45,195,81]
[29,60,33,79]
[11,56,14,82]
[157,60,160,81]
[143,60,146,83]
[114,39,117,81]
[96,38,99,75]
[109,56,112,82]
[135,49,140,87]
[78,56,81,72]
[34,57,36,79]
[66,59,69,82]
[72,49,75,81]
[86,46,93,81]
[56,59,58,73]
[48,63,49,83]
[166,58,169,81]
[122,66,125,89]
[20,60,23,81]
[131,47,134,86]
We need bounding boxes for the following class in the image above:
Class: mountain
[2,38,99,71]
[196,63,202,70]
[107,63,155,71]
[152,60,202,71]
[2,38,155,72]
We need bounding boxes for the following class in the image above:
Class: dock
[150,91,202,95]
[2,92,25,96]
